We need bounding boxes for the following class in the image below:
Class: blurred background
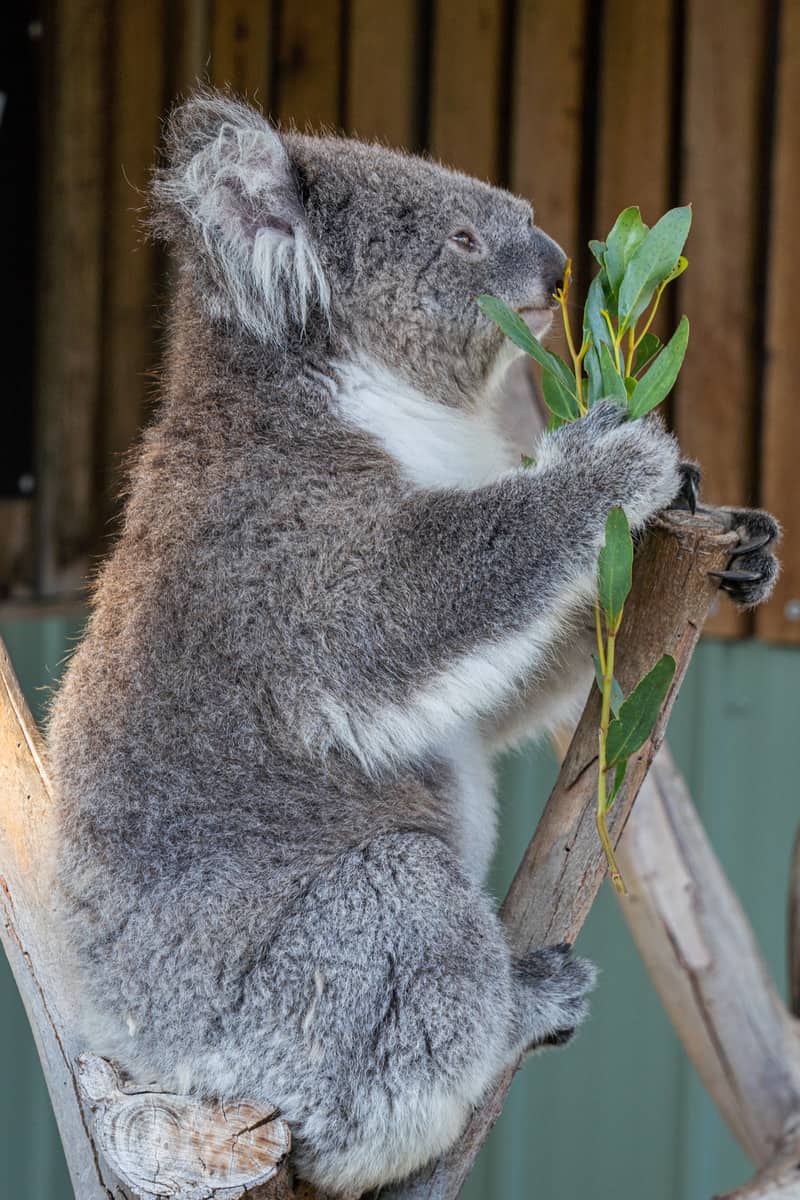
[1,1,798,1196]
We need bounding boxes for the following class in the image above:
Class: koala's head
[152,89,565,405]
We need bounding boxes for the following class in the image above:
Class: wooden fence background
[2,0,798,641]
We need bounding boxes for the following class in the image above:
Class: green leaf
[606,654,677,766]
[520,453,535,468]
[542,370,580,423]
[604,207,648,297]
[607,759,627,810]
[583,273,613,354]
[477,295,576,394]
[628,316,690,419]
[593,656,624,717]
[597,507,633,629]
[665,255,688,285]
[599,343,627,404]
[585,350,603,407]
[618,206,692,328]
[589,239,607,267]
[633,332,662,375]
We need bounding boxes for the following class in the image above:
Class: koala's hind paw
[513,942,597,1053]
[708,508,780,608]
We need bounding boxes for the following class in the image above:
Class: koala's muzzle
[532,228,567,301]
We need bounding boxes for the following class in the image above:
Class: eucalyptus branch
[478,204,692,883]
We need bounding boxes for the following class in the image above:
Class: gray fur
[48,91,693,1194]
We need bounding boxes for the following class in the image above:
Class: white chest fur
[332,358,517,489]
[440,726,498,885]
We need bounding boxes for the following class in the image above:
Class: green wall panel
[1,613,798,1199]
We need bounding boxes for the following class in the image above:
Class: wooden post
[616,748,800,1198]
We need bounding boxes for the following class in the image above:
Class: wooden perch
[615,746,800,1192]
[392,509,738,1200]
[0,639,292,1199]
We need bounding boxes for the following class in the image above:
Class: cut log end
[76,1054,292,1199]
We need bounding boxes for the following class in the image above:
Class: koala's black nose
[533,228,568,300]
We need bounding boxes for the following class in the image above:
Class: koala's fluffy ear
[151,89,329,342]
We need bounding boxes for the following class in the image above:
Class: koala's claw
[726,530,776,559]
[709,569,761,585]
[669,461,701,515]
[707,507,780,608]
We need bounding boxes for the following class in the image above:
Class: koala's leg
[239,831,593,1195]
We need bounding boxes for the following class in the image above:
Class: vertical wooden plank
[347,0,418,147]
[275,0,342,128]
[35,0,109,596]
[167,0,211,98]
[209,0,272,102]
[595,0,674,247]
[510,0,585,260]
[757,2,800,643]
[100,0,167,527]
[673,0,769,637]
[429,0,503,180]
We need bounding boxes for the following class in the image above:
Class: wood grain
[79,1054,291,1198]
[35,0,109,596]
[100,0,166,532]
[210,0,272,102]
[347,0,418,147]
[276,0,342,129]
[756,0,800,643]
[674,0,769,636]
[510,0,585,257]
[595,0,674,240]
[429,0,503,180]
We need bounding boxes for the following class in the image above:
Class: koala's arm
[286,405,681,771]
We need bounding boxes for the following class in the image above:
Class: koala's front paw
[708,507,781,608]
[513,942,597,1052]
[541,401,682,532]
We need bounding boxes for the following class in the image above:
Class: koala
[47,90,779,1195]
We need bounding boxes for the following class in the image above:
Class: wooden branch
[716,1160,800,1200]
[78,1054,290,1199]
[391,509,738,1199]
[615,746,800,1170]
[790,823,800,1019]
[0,638,292,1199]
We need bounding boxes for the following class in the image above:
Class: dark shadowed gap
[337,0,350,131]
[497,0,517,189]
[577,0,603,301]
[92,0,119,553]
[268,0,282,118]
[664,0,686,434]
[751,0,781,512]
[416,0,434,153]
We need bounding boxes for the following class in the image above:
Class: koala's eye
[449,228,481,253]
